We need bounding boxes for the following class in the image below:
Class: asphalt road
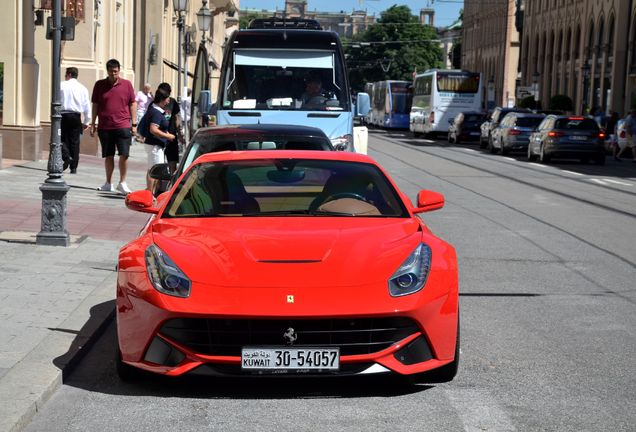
[24,130,636,432]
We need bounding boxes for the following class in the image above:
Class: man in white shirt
[60,67,91,173]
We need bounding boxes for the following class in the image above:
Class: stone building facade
[522,0,636,115]
[462,0,520,110]
[463,0,636,115]
[243,0,375,39]
[0,0,238,165]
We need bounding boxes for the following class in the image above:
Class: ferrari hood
[151,218,422,287]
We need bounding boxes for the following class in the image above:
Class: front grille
[160,317,419,356]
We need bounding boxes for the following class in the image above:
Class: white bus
[410,70,482,137]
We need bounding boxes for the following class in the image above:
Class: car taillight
[620,131,626,138]
[429,112,435,124]
[548,131,565,137]
[508,129,521,135]
[598,132,606,139]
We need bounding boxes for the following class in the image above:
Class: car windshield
[164,159,408,218]
[555,118,599,130]
[516,117,544,127]
[221,49,349,112]
[181,135,332,174]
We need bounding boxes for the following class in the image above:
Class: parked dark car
[448,111,487,144]
[490,113,545,155]
[480,107,531,150]
[527,115,606,164]
[149,124,334,195]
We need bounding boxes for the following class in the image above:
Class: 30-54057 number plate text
[241,347,339,370]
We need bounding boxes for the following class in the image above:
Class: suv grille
[160,317,419,356]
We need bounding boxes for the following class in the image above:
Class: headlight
[145,244,191,298]
[331,134,353,151]
[388,244,432,297]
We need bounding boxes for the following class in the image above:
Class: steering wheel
[322,192,368,205]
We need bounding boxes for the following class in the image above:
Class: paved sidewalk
[0,143,151,432]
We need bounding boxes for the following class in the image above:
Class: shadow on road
[60,319,435,400]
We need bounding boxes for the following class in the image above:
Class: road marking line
[589,178,609,185]
[528,163,549,168]
[446,388,517,432]
[502,157,516,161]
[603,179,633,186]
[462,148,477,152]
[561,170,584,176]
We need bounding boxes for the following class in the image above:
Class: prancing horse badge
[287,295,294,303]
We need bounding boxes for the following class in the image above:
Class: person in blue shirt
[144,88,176,189]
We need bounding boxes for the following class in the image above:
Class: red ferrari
[117,150,459,383]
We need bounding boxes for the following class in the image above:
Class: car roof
[192,124,330,139]
[193,150,376,165]
[230,28,341,49]
[506,113,545,118]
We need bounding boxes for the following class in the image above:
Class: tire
[455,136,461,145]
[595,154,606,165]
[408,316,460,384]
[539,144,551,163]
[447,133,453,144]
[501,146,510,156]
[527,145,537,161]
[489,137,498,154]
[479,136,487,149]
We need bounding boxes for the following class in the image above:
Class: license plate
[569,135,588,140]
[241,347,340,371]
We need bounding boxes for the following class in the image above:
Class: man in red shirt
[90,59,137,194]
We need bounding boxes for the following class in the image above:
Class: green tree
[549,94,573,112]
[239,13,261,29]
[346,5,443,92]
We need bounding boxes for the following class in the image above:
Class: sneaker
[97,182,115,192]
[117,182,132,195]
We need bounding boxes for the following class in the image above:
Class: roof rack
[247,18,323,30]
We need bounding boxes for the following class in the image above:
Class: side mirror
[412,190,445,214]
[334,143,348,151]
[125,190,159,214]
[148,163,172,181]
[356,92,370,116]
[198,90,213,115]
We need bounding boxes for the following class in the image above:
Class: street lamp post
[173,0,188,107]
[36,0,69,246]
[582,63,591,115]
[197,0,212,44]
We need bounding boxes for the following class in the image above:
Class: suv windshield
[165,160,408,218]
[516,117,544,127]
[221,49,349,112]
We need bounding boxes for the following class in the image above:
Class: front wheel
[489,137,498,154]
[594,154,606,165]
[539,144,551,163]
[527,145,537,161]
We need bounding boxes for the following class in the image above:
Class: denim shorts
[98,128,132,157]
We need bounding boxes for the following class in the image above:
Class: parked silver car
[490,113,545,155]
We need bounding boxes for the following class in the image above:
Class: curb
[0,272,116,432]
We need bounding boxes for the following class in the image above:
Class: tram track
[371,131,636,219]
